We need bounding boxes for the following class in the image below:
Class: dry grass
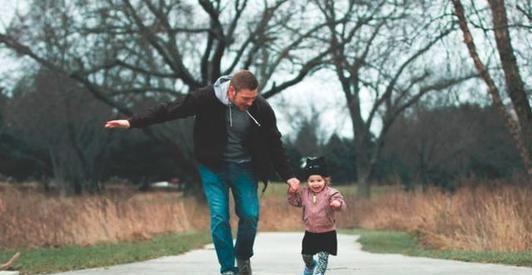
[352,183,532,252]
[257,182,532,252]
[258,194,303,231]
[1,180,530,252]
[0,185,209,248]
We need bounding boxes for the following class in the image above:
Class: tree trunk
[356,161,371,198]
[348,92,372,198]
[355,133,372,197]
[452,0,531,177]
[488,0,532,176]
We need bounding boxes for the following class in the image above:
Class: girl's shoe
[303,260,317,275]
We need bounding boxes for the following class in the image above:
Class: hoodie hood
[213,74,261,127]
[213,75,232,106]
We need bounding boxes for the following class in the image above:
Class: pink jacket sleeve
[288,190,302,207]
[329,188,346,211]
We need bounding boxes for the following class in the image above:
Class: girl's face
[307,175,326,193]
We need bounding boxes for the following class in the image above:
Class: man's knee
[210,211,230,227]
[238,206,259,224]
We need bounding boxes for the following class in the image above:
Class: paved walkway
[53,232,532,275]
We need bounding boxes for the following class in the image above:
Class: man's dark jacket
[128,85,294,183]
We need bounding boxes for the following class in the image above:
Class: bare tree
[451,0,531,177]
[5,70,113,194]
[0,0,331,185]
[383,104,522,188]
[1,0,329,100]
[315,0,476,197]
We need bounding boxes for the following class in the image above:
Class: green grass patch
[344,229,532,267]
[0,231,211,275]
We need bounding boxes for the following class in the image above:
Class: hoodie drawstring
[229,103,233,127]
[229,104,261,128]
[246,111,261,127]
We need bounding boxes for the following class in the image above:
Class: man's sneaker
[303,260,316,275]
[237,258,252,275]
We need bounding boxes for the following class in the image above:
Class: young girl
[288,156,346,275]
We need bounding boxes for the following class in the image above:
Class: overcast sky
[0,1,21,31]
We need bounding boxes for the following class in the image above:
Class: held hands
[330,200,342,210]
[104,120,130,129]
[286,177,300,193]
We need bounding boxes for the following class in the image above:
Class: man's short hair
[231,70,259,92]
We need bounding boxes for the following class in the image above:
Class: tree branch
[0,33,132,116]
[115,59,178,78]
[261,49,329,98]
[122,0,200,88]
[367,28,454,127]
[198,0,225,79]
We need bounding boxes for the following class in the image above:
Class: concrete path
[53,232,532,275]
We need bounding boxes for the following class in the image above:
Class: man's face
[228,85,258,111]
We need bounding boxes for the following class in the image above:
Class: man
[105,70,300,275]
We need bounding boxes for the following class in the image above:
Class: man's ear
[227,84,235,99]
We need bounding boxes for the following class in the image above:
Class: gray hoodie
[213,75,261,127]
[213,75,233,106]
[213,75,256,163]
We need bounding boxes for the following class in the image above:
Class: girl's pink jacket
[288,186,346,233]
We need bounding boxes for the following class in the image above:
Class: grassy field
[0,231,211,275]
[1,180,530,273]
[347,229,532,267]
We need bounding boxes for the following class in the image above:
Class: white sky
[0,1,28,89]
[0,1,20,32]
[269,73,360,141]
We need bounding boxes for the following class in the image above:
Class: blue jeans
[198,162,259,274]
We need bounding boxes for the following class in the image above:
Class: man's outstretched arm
[104,91,201,129]
[104,120,130,129]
